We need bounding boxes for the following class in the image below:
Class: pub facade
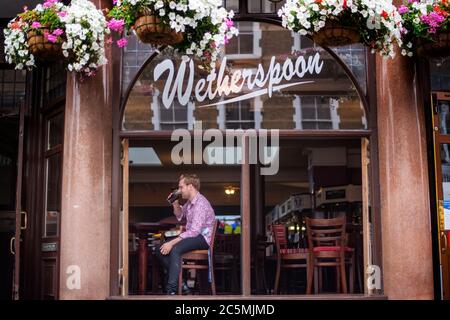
[0,0,447,300]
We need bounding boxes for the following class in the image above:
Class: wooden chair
[214,233,240,294]
[177,220,218,295]
[271,224,311,294]
[306,216,354,294]
[251,235,268,294]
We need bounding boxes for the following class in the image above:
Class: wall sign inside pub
[153,53,324,109]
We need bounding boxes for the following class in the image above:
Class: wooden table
[129,222,175,295]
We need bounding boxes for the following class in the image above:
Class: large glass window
[127,140,242,295]
[122,22,367,132]
[255,138,364,294]
[120,19,372,297]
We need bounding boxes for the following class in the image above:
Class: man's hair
[179,173,200,191]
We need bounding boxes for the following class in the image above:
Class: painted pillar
[376,24,434,298]
[59,0,113,299]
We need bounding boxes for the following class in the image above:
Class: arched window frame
[110,3,382,297]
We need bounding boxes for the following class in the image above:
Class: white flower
[110,0,238,65]
[61,0,109,76]
[367,16,381,30]
[278,0,403,58]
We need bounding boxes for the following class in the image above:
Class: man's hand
[159,236,183,255]
[159,241,173,255]
[172,199,181,208]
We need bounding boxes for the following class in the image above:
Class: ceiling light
[225,187,236,195]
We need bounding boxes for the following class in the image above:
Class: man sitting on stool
[156,173,216,295]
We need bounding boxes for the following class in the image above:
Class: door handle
[10,237,15,255]
[21,211,27,230]
[442,232,448,254]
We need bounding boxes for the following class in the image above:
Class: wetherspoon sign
[153,53,324,109]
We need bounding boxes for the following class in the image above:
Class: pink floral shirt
[176,192,216,246]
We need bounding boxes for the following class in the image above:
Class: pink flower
[52,28,63,36]
[108,18,125,32]
[117,37,128,48]
[398,5,409,15]
[31,22,41,28]
[224,35,229,45]
[225,19,234,28]
[58,11,67,18]
[44,32,57,43]
[43,0,58,8]
[420,12,445,30]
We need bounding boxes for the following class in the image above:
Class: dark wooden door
[432,91,450,300]
[11,100,26,300]
[40,108,64,300]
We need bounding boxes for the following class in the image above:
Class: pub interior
[121,20,369,296]
[127,138,364,295]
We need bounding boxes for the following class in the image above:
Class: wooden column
[241,135,251,296]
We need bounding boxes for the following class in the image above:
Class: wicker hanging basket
[27,29,62,62]
[416,31,450,58]
[312,21,361,47]
[134,14,184,46]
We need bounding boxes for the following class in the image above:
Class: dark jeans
[156,234,209,293]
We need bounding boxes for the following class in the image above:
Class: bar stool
[177,220,219,295]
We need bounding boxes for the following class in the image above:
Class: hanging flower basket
[107,0,238,71]
[134,14,183,46]
[3,0,111,78]
[416,31,450,58]
[27,29,62,61]
[312,21,361,47]
[278,0,404,58]
[398,1,450,58]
